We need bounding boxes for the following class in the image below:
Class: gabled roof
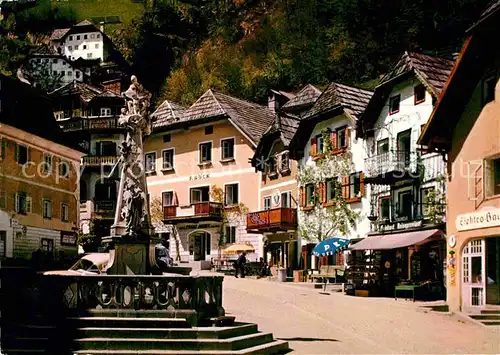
[304,82,373,120]
[269,89,295,100]
[151,100,186,130]
[281,84,322,112]
[358,52,455,137]
[75,19,93,26]
[288,83,373,159]
[50,28,71,41]
[50,19,101,42]
[180,89,274,146]
[49,80,121,103]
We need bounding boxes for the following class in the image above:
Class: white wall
[28,57,84,84]
[61,31,104,61]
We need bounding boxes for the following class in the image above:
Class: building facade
[0,75,83,259]
[49,81,125,242]
[419,7,500,312]
[289,83,373,270]
[145,90,274,263]
[249,85,321,271]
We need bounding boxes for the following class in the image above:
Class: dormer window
[389,95,400,115]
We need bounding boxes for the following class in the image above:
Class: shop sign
[61,231,77,246]
[189,173,211,181]
[376,220,423,233]
[455,208,500,231]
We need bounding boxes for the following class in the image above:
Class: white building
[289,83,373,269]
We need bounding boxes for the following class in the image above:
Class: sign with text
[376,220,423,233]
[61,232,77,246]
[189,173,211,181]
[455,208,500,231]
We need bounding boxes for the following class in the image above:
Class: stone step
[73,332,274,351]
[479,319,500,326]
[77,323,258,339]
[481,309,500,315]
[470,314,500,320]
[71,339,289,355]
[68,316,192,328]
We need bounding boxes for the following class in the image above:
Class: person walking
[236,252,247,278]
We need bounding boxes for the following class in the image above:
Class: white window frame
[162,190,175,207]
[190,185,210,204]
[224,182,239,206]
[225,225,237,244]
[15,193,28,214]
[26,196,32,213]
[43,154,53,175]
[58,160,70,179]
[42,199,52,219]
[484,155,500,197]
[161,148,175,171]
[220,137,235,161]
[144,151,156,173]
[100,107,111,116]
[198,141,213,164]
[263,196,272,210]
[280,190,292,208]
[61,203,69,222]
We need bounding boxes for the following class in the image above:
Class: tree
[149,196,181,262]
[210,185,249,257]
[22,59,64,93]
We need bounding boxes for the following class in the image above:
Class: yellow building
[0,75,84,259]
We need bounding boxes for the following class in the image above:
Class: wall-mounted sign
[376,220,423,233]
[189,173,211,181]
[61,231,77,246]
[455,208,500,231]
[448,234,456,248]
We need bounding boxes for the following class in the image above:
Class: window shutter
[15,193,19,212]
[0,138,5,160]
[342,176,349,199]
[345,128,351,148]
[26,197,32,213]
[310,138,317,156]
[173,192,178,206]
[299,187,305,207]
[360,172,366,197]
[319,182,326,204]
[331,131,337,150]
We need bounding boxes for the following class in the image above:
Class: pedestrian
[236,252,247,278]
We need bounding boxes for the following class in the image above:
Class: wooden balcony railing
[163,202,224,222]
[59,117,119,132]
[82,155,118,167]
[246,207,297,231]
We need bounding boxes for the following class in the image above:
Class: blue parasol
[312,238,350,257]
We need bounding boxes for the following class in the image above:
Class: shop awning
[313,238,350,256]
[349,229,444,251]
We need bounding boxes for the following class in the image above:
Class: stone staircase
[2,314,289,354]
[469,308,500,326]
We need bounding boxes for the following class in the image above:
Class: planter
[367,215,378,221]
[355,290,370,297]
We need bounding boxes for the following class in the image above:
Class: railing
[59,117,119,132]
[364,150,419,179]
[369,202,445,232]
[246,207,297,231]
[163,202,223,221]
[82,155,118,167]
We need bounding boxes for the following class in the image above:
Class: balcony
[82,155,119,167]
[59,116,120,132]
[246,207,297,232]
[163,202,223,224]
[364,150,419,184]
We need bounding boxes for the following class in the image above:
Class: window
[377,138,389,154]
[389,95,400,115]
[162,191,174,206]
[16,144,28,165]
[264,196,271,210]
[68,45,73,51]
[53,59,58,64]
[100,107,111,116]
[268,155,277,175]
[326,178,339,202]
[67,71,72,77]
[163,134,171,143]
[0,138,5,160]
[43,154,52,174]
[414,84,426,104]
[421,187,435,216]
[96,141,116,156]
[305,184,315,206]
[15,193,27,214]
[225,226,236,244]
[43,199,52,219]
[199,142,212,163]
[337,127,348,149]
[281,191,291,208]
[280,152,290,172]
[83,45,87,50]
[380,197,391,220]
[97,34,101,39]
[84,35,88,40]
[485,157,500,196]
[76,71,81,79]
[77,35,81,40]
[0,231,5,257]
[0,189,5,209]
[225,184,239,206]
[221,138,235,160]
[162,149,174,170]
[91,34,95,39]
[482,76,497,105]
[59,160,69,178]
[348,173,361,199]
[205,126,213,135]
[61,71,65,76]
[316,135,325,154]
[95,44,99,49]
[397,190,412,219]
[69,36,73,41]
[41,239,54,254]
[190,186,209,204]
[61,203,69,222]
[145,152,156,172]
[75,45,79,50]
[87,53,93,59]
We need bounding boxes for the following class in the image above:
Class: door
[189,232,211,261]
[462,239,486,311]
[397,129,411,168]
[486,237,500,305]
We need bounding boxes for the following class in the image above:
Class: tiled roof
[30,45,60,56]
[49,80,121,103]
[76,19,93,26]
[50,28,71,41]
[379,51,455,96]
[270,89,296,100]
[305,83,373,119]
[281,84,322,112]
[151,100,186,129]
[181,89,274,145]
[262,112,301,147]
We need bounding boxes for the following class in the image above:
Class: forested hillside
[1,0,492,105]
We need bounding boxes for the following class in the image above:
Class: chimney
[268,92,276,113]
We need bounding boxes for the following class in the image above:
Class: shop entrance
[486,237,500,305]
[462,239,486,311]
[188,231,211,261]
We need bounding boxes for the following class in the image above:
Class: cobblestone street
[223,277,500,354]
